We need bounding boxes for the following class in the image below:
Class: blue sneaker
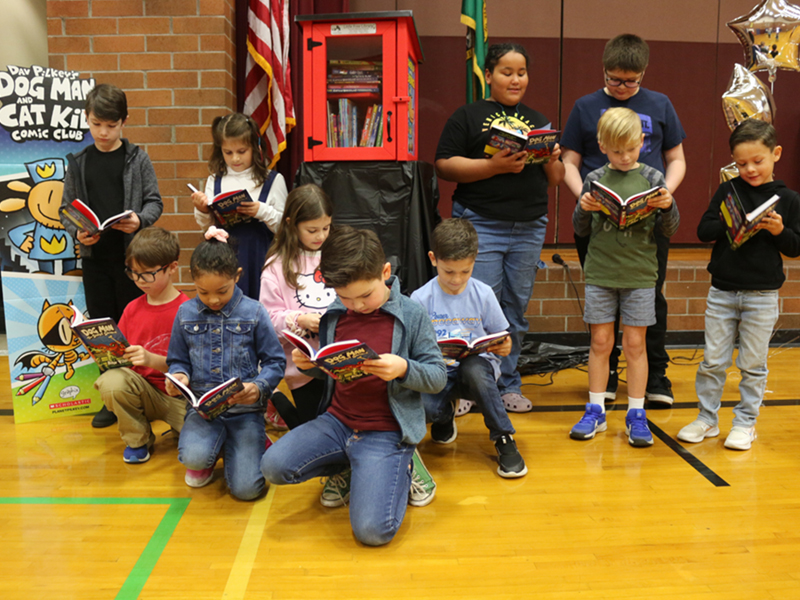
[123,444,151,464]
[570,403,607,440]
[626,409,654,447]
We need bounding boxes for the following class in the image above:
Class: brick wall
[529,252,800,334]
[47,0,237,288]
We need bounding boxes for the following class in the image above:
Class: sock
[628,396,645,411]
[589,392,606,413]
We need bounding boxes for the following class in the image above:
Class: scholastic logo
[49,398,91,409]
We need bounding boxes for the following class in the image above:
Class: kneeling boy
[94,227,189,462]
[411,218,526,478]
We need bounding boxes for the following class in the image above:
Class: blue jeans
[178,409,267,501]
[695,287,778,428]
[423,354,515,441]
[261,412,414,546]
[453,203,548,395]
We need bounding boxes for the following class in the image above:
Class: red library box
[296,11,424,162]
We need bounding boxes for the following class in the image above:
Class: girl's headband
[205,226,229,243]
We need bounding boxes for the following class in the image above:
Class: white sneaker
[724,426,757,450]
[677,420,720,443]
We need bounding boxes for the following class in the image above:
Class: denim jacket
[307,276,447,444]
[167,286,286,414]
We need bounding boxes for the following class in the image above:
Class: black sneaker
[495,435,527,478]
[431,418,457,444]
[92,405,117,428]
[646,373,674,407]
[604,370,618,401]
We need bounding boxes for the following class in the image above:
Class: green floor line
[0,497,191,600]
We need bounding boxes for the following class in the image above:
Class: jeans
[695,287,778,428]
[423,354,514,441]
[453,203,547,395]
[261,412,414,546]
[178,409,267,500]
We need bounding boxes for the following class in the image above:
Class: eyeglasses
[605,72,643,89]
[125,265,169,283]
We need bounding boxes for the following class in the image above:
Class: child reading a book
[166,227,285,500]
[93,227,188,463]
[571,107,679,447]
[60,83,163,429]
[190,113,288,300]
[261,226,446,545]
[435,42,565,414]
[678,119,800,450]
[411,218,526,478]
[259,184,335,429]
[561,33,687,406]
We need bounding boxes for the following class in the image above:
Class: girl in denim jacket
[166,227,285,500]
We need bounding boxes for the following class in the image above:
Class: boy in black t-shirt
[60,83,163,427]
[678,120,800,451]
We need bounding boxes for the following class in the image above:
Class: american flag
[244,0,295,169]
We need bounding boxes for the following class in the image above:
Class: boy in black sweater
[678,120,800,450]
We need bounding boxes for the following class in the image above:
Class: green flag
[461,0,488,103]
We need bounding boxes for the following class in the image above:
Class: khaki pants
[94,368,186,449]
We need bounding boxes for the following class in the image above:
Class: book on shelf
[437,331,510,361]
[483,126,561,164]
[282,329,381,383]
[589,180,662,230]
[60,199,133,237]
[63,307,132,373]
[165,374,243,421]
[720,184,780,250]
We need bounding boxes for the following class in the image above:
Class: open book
[165,374,243,420]
[437,331,510,361]
[60,199,133,236]
[590,181,661,230]
[63,307,132,373]
[484,126,560,164]
[720,185,779,250]
[282,329,380,384]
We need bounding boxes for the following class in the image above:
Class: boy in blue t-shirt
[411,219,526,478]
[561,34,686,407]
[571,108,679,447]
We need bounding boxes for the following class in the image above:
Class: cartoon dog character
[1,158,79,275]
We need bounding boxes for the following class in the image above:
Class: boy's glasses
[605,72,643,88]
[125,265,169,283]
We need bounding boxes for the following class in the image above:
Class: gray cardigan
[60,138,163,258]
[307,276,447,445]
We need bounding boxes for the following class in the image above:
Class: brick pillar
[46,0,237,287]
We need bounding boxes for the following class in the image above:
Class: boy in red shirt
[94,227,189,463]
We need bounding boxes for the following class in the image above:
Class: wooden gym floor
[2,346,800,600]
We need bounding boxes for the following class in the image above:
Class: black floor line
[647,420,730,487]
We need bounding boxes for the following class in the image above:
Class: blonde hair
[597,107,642,150]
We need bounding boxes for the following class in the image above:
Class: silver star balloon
[721,63,776,130]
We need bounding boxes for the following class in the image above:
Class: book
[720,185,780,250]
[66,307,132,373]
[282,329,381,384]
[60,199,133,236]
[483,126,561,164]
[589,180,662,230]
[437,331,510,361]
[165,374,243,420]
[208,189,254,228]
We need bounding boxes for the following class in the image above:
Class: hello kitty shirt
[259,250,336,389]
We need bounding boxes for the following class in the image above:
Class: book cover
[71,317,132,373]
[720,186,780,250]
[484,125,526,157]
[437,331,510,361]
[590,181,661,230]
[209,189,253,228]
[282,330,381,383]
[60,199,133,236]
[525,129,561,164]
[166,374,243,420]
